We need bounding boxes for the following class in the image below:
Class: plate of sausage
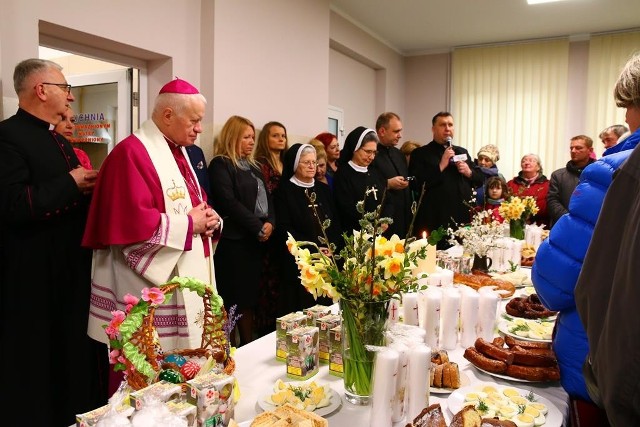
[463,336,561,383]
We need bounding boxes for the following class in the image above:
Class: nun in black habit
[274,143,342,314]
[333,126,393,236]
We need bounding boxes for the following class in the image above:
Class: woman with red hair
[314,132,340,181]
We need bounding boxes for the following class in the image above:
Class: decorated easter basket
[106,276,235,391]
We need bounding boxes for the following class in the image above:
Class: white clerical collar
[290,176,315,188]
[348,160,368,173]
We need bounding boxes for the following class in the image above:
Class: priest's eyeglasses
[41,82,72,94]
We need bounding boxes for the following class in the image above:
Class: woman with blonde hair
[309,139,332,188]
[208,115,275,346]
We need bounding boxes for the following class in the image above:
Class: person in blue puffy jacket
[532,129,639,426]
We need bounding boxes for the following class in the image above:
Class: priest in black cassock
[333,126,393,236]
[0,58,108,426]
[274,143,342,314]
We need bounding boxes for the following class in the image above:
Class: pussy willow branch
[405,182,427,242]
[368,186,388,298]
[303,189,338,266]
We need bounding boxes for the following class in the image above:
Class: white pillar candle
[409,232,437,276]
[402,292,419,326]
[388,299,400,323]
[440,287,461,350]
[370,348,399,427]
[440,268,454,286]
[459,287,480,347]
[510,238,523,268]
[477,287,499,342]
[406,344,431,423]
[423,288,442,349]
[389,342,409,423]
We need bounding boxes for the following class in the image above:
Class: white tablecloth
[231,291,569,426]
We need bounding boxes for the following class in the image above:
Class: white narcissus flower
[286,232,299,257]
[381,254,405,279]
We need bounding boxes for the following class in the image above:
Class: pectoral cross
[308,201,318,209]
[366,186,378,200]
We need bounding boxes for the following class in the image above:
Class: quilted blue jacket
[532,128,640,401]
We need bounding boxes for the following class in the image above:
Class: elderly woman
[208,115,275,346]
[507,153,549,226]
[314,132,340,179]
[274,143,341,313]
[333,126,392,235]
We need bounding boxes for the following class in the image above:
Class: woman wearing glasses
[274,143,341,313]
[333,126,392,236]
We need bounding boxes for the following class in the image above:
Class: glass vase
[509,219,525,240]
[340,298,390,405]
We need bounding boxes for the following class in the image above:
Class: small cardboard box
[276,311,307,362]
[186,371,235,427]
[286,326,320,380]
[76,402,135,427]
[329,324,343,377]
[166,399,198,427]
[129,381,183,411]
[303,304,332,327]
[316,313,341,363]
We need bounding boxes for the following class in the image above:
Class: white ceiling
[330,0,640,55]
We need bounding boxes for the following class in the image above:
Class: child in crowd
[475,144,504,205]
[481,175,510,222]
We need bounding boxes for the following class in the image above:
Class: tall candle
[402,292,419,326]
[423,288,442,348]
[440,287,461,350]
[389,342,409,423]
[406,344,431,422]
[410,232,437,276]
[478,287,499,342]
[370,348,399,427]
[460,287,480,347]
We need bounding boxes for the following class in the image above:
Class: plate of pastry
[447,383,562,426]
[258,379,341,417]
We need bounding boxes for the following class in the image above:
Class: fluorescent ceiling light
[528,0,566,4]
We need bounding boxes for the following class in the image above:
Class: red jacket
[507,173,550,226]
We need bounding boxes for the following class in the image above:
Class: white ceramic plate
[501,309,557,322]
[471,364,541,383]
[430,371,470,394]
[257,385,342,417]
[447,383,563,427]
[498,319,553,343]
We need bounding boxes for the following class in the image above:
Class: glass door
[67,69,134,169]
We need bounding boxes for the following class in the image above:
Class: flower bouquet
[447,209,505,259]
[498,196,539,240]
[286,189,428,404]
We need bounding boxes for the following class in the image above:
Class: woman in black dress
[333,126,392,235]
[274,143,342,314]
[208,115,275,346]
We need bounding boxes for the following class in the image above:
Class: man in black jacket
[408,112,483,248]
[547,135,595,228]
[370,112,412,238]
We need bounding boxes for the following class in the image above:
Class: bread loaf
[450,405,482,426]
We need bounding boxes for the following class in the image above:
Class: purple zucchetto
[159,78,200,95]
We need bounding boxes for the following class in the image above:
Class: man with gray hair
[598,123,628,151]
[0,58,105,426]
[82,78,222,394]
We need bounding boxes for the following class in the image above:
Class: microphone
[445,136,452,148]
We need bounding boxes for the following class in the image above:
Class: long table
[231,291,569,426]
